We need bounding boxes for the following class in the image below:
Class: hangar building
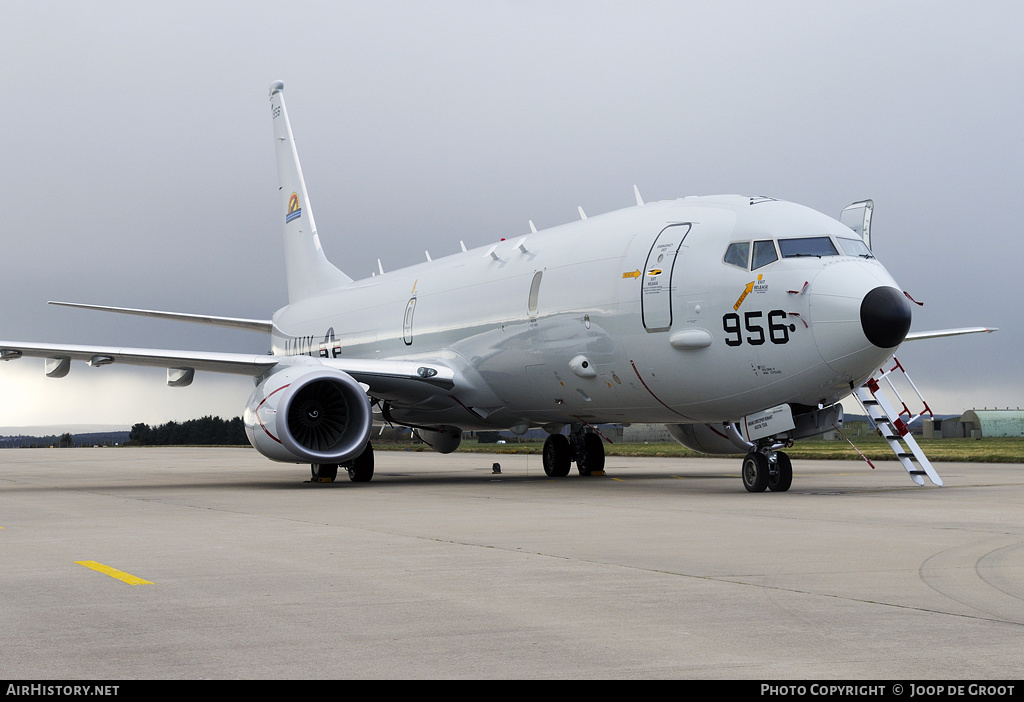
[959,410,1024,438]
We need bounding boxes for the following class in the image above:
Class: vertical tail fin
[269,81,352,302]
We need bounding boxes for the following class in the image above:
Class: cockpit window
[837,236,873,258]
[751,240,778,270]
[778,237,839,258]
[723,242,749,269]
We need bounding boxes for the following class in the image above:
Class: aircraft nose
[860,286,911,348]
[809,261,910,380]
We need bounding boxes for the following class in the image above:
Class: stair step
[855,357,942,487]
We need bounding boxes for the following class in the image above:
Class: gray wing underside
[0,341,276,375]
[0,341,454,398]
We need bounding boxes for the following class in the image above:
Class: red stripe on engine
[256,384,290,445]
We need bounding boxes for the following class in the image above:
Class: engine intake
[244,364,372,464]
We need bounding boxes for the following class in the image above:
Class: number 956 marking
[723,310,795,346]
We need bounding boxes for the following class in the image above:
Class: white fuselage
[270,195,902,431]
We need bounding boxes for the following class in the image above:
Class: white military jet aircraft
[0,82,996,491]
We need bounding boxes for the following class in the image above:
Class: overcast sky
[1,1,1020,430]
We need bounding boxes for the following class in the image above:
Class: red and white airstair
[853,357,943,486]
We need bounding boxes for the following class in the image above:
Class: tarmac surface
[1,447,1022,679]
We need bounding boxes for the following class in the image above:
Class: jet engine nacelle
[244,363,372,464]
[666,422,752,455]
[415,425,463,454]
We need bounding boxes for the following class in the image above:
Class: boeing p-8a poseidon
[0,82,995,491]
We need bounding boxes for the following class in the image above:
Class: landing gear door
[641,223,691,332]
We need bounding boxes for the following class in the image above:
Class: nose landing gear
[742,447,792,493]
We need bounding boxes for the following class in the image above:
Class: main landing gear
[741,448,792,493]
[310,443,375,484]
[542,426,605,477]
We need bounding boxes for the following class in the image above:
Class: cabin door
[641,223,692,332]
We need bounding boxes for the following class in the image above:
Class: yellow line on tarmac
[75,561,153,585]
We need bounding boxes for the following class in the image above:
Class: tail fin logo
[286,192,302,223]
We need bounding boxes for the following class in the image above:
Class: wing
[321,357,456,400]
[47,301,273,334]
[904,326,998,341]
[0,340,454,397]
[0,341,276,376]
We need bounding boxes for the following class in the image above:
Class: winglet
[840,199,873,251]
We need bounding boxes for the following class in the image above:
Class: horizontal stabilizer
[48,301,273,334]
[904,326,998,341]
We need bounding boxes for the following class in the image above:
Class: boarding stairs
[853,357,943,486]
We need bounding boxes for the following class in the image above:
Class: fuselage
[270,195,908,431]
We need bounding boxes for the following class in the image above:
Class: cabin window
[778,237,839,258]
[723,242,749,269]
[528,271,543,313]
[837,237,873,258]
[751,240,778,270]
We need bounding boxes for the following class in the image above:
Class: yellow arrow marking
[622,269,641,279]
[734,281,755,310]
[734,275,764,310]
[76,561,153,585]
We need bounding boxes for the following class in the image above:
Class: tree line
[128,416,248,446]
[124,419,514,447]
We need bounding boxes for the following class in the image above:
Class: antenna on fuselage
[634,184,645,207]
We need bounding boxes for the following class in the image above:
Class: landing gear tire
[576,432,605,476]
[742,452,769,493]
[347,443,374,483]
[311,463,338,483]
[768,451,793,492]
[542,434,571,477]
